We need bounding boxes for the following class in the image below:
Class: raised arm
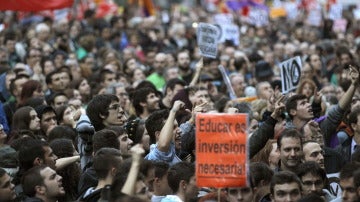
[121,144,145,195]
[157,100,184,152]
[189,58,203,87]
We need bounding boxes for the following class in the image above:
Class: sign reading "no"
[280,56,302,94]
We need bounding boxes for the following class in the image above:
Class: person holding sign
[285,65,360,147]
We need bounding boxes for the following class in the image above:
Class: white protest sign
[247,7,269,27]
[328,3,343,20]
[332,19,347,33]
[213,13,233,24]
[353,8,360,20]
[216,23,240,46]
[306,6,322,27]
[197,23,220,59]
[284,2,298,20]
[280,56,302,93]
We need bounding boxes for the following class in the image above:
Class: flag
[143,0,156,16]
[226,0,267,16]
[0,0,74,11]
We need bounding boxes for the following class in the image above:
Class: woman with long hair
[251,139,280,170]
[10,106,41,141]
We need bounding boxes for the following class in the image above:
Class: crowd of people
[0,0,360,202]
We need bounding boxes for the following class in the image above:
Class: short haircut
[92,129,120,153]
[87,94,119,131]
[45,69,62,85]
[19,139,48,171]
[34,104,56,121]
[249,162,274,189]
[277,129,303,149]
[145,109,169,145]
[270,171,302,195]
[164,78,186,96]
[153,161,170,179]
[349,108,360,130]
[46,92,68,106]
[339,162,360,180]
[132,87,157,116]
[93,148,122,179]
[100,69,115,83]
[48,125,77,143]
[285,94,308,119]
[22,165,47,197]
[9,74,30,95]
[296,161,326,182]
[167,162,195,193]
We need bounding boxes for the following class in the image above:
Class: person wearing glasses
[86,94,127,132]
[296,161,335,201]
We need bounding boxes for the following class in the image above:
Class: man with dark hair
[45,69,67,98]
[151,162,172,202]
[227,187,254,202]
[331,162,360,202]
[336,108,360,162]
[35,104,58,137]
[132,87,160,120]
[162,161,198,202]
[3,74,29,127]
[18,139,58,173]
[46,92,69,109]
[86,94,127,131]
[79,148,122,202]
[92,129,121,153]
[176,50,193,84]
[0,167,16,202]
[145,101,183,165]
[160,78,186,109]
[78,129,122,197]
[296,161,335,201]
[99,69,116,88]
[270,171,302,202]
[22,165,65,202]
[250,162,274,202]
[285,65,359,147]
[277,129,303,172]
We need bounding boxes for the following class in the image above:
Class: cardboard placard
[328,3,343,21]
[196,114,248,188]
[247,7,269,27]
[280,56,302,93]
[217,23,240,46]
[197,23,220,59]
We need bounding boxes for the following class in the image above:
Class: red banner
[0,0,74,11]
